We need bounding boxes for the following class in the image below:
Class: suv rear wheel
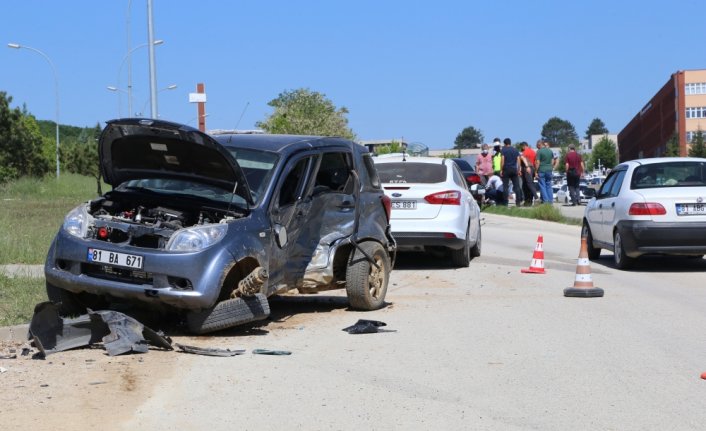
[346,242,390,310]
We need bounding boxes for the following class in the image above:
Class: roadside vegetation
[0,174,101,264]
[482,203,582,225]
[0,274,45,326]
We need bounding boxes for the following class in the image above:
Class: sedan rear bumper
[392,232,467,250]
[616,220,706,257]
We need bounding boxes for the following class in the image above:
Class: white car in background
[373,155,481,267]
[582,157,706,269]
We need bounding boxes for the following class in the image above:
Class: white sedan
[373,155,482,267]
[582,157,706,269]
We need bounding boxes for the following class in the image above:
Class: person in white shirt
[485,174,505,205]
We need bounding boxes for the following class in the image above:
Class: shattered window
[314,152,353,194]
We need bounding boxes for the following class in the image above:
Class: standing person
[535,139,555,204]
[491,138,502,175]
[565,143,585,206]
[500,138,523,206]
[519,142,537,206]
[475,143,493,185]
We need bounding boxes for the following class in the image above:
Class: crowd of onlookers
[475,138,587,207]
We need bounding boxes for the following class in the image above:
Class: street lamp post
[147,0,159,119]
[138,84,177,117]
[114,39,163,117]
[7,42,61,178]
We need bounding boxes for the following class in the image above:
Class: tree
[541,117,578,148]
[688,129,706,158]
[64,123,103,195]
[454,126,483,150]
[256,88,355,139]
[375,140,403,155]
[0,92,50,184]
[590,136,618,171]
[665,132,680,157]
[585,118,609,141]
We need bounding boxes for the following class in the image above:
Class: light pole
[147,0,159,119]
[114,39,163,117]
[8,42,61,178]
[137,84,177,117]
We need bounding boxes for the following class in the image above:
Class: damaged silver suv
[45,119,395,333]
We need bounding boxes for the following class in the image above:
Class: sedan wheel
[450,225,471,267]
[613,231,635,270]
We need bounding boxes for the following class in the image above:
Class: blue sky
[1,1,702,149]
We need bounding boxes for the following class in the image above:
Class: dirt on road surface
[3,213,706,430]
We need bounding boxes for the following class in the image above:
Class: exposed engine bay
[83,194,241,249]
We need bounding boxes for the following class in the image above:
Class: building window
[686,82,706,95]
[685,107,706,119]
[687,131,705,142]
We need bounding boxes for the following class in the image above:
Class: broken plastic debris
[28,301,173,357]
[175,343,245,357]
[342,319,396,334]
[252,349,291,355]
[0,367,7,373]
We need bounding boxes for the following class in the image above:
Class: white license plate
[676,203,706,215]
[392,200,416,210]
[87,248,144,269]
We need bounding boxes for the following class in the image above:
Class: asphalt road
[3,212,706,430]
[120,213,706,430]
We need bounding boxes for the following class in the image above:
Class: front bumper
[616,220,706,257]
[44,229,238,310]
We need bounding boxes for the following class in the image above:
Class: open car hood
[99,119,253,205]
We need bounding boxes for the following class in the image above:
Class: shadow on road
[393,251,473,270]
[589,254,706,273]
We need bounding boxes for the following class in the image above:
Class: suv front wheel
[346,242,390,310]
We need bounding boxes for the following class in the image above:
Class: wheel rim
[368,255,385,299]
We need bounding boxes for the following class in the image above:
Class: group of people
[475,138,585,206]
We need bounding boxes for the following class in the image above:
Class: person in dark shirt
[565,143,585,206]
[499,138,523,206]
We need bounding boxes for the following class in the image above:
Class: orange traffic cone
[564,236,604,297]
[521,235,545,274]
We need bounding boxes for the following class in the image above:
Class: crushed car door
[298,151,357,271]
[267,154,317,290]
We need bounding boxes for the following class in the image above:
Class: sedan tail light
[466,174,482,185]
[628,202,666,216]
[424,190,461,205]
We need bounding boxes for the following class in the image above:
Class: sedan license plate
[392,200,416,210]
[676,203,706,216]
[87,248,144,269]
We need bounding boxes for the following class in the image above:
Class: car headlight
[166,224,228,252]
[63,204,90,238]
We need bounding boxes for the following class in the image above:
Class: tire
[346,242,390,310]
[46,282,104,317]
[582,222,601,260]
[470,221,482,258]
[450,225,471,267]
[613,231,635,270]
[186,293,270,335]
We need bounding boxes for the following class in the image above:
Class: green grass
[0,274,47,326]
[482,203,582,225]
[0,174,103,264]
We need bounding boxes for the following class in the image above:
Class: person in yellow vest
[491,138,502,175]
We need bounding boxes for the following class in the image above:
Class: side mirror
[274,224,288,248]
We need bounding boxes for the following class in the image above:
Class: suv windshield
[227,148,279,203]
[376,162,446,183]
[631,161,706,189]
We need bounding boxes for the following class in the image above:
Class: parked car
[451,158,483,187]
[45,119,396,333]
[373,155,481,267]
[556,183,596,205]
[582,157,706,269]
